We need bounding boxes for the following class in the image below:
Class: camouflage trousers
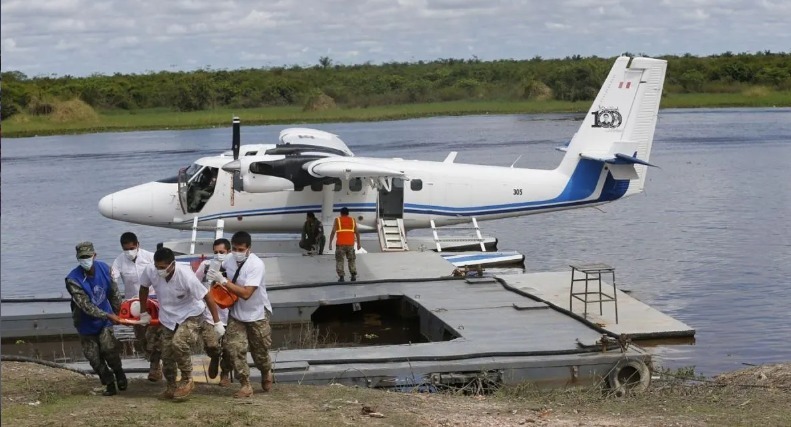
[199,320,232,374]
[223,314,272,383]
[133,324,162,367]
[335,245,357,278]
[79,327,124,386]
[160,315,202,384]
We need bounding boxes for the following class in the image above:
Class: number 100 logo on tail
[591,108,623,128]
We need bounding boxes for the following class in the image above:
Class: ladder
[430,217,486,252]
[188,217,225,255]
[377,218,409,251]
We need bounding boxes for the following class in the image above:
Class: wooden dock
[4,251,694,391]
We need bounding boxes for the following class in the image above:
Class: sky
[2,0,790,77]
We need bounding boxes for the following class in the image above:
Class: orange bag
[210,284,238,309]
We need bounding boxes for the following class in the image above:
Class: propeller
[223,117,242,173]
[225,117,242,202]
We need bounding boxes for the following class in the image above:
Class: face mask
[78,258,93,271]
[215,253,227,262]
[156,261,174,278]
[233,250,248,262]
[124,249,138,261]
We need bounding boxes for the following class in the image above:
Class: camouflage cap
[76,241,96,258]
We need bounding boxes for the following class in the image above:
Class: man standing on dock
[111,232,163,382]
[206,231,273,398]
[65,241,127,396]
[138,248,224,400]
[328,207,361,282]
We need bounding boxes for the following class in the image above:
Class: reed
[4,93,790,138]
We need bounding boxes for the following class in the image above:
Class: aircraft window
[184,163,203,183]
[349,178,362,192]
[311,182,323,191]
[333,179,342,192]
[411,179,423,191]
[245,151,258,156]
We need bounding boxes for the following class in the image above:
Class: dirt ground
[2,361,790,427]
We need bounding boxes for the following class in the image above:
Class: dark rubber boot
[103,382,117,396]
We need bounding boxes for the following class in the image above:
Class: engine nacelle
[242,174,294,193]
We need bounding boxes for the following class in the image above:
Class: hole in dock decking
[274,296,458,350]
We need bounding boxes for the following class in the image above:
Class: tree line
[2,51,790,120]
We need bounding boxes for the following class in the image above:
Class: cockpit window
[183,163,204,184]
[179,166,219,213]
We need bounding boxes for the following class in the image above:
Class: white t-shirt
[195,259,229,325]
[223,253,271,322]
[140,262,208,330]
[111,248,156,298]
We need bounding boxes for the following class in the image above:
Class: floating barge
[2,247,694,392]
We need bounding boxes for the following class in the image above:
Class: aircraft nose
[98,194,114,219]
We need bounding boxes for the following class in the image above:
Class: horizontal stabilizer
[579,153,656,167]
[613,153,657,167]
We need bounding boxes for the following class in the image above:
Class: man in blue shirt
[65,241,127,396]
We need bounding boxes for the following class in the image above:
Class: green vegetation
[3,51,790,138]
[3,362,791,426]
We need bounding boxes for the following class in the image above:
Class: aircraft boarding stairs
[375,217,489,253]
[377,218,409,251]
[430,217,487,252]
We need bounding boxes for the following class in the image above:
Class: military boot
[261,370,274,392]
[173,378,195,400]
[234,379,253,398]
[148,362,163,382]
[160,382,177,399]
[102,382,117,396]
[219,371,231,387]
[116,372,128,391]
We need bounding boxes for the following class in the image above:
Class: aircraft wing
[304,157,407,180]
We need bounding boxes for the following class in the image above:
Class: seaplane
[98,56,666,256]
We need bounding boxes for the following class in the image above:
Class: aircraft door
[178,165,219,214]
[377,178,404,219]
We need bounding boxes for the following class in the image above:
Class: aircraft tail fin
[558,57,667,197]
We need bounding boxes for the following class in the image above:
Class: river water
[2,108,789,376]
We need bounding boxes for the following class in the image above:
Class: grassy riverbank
[2,362,790,426]
[4,91,790,138]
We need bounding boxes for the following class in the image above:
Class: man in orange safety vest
[328,207,361,282]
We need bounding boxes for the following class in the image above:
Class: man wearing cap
[65,241,127,396]
[138,248,224,400]
[328,207,361,282]
[111,231,163,382]
[194,238,233,387]
[206,231,273,398]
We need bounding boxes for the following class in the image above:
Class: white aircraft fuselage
[98,56,668,235]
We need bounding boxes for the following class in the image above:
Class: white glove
[213,321,225,338]
[207,269,227,285]
[138,312,152,325]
